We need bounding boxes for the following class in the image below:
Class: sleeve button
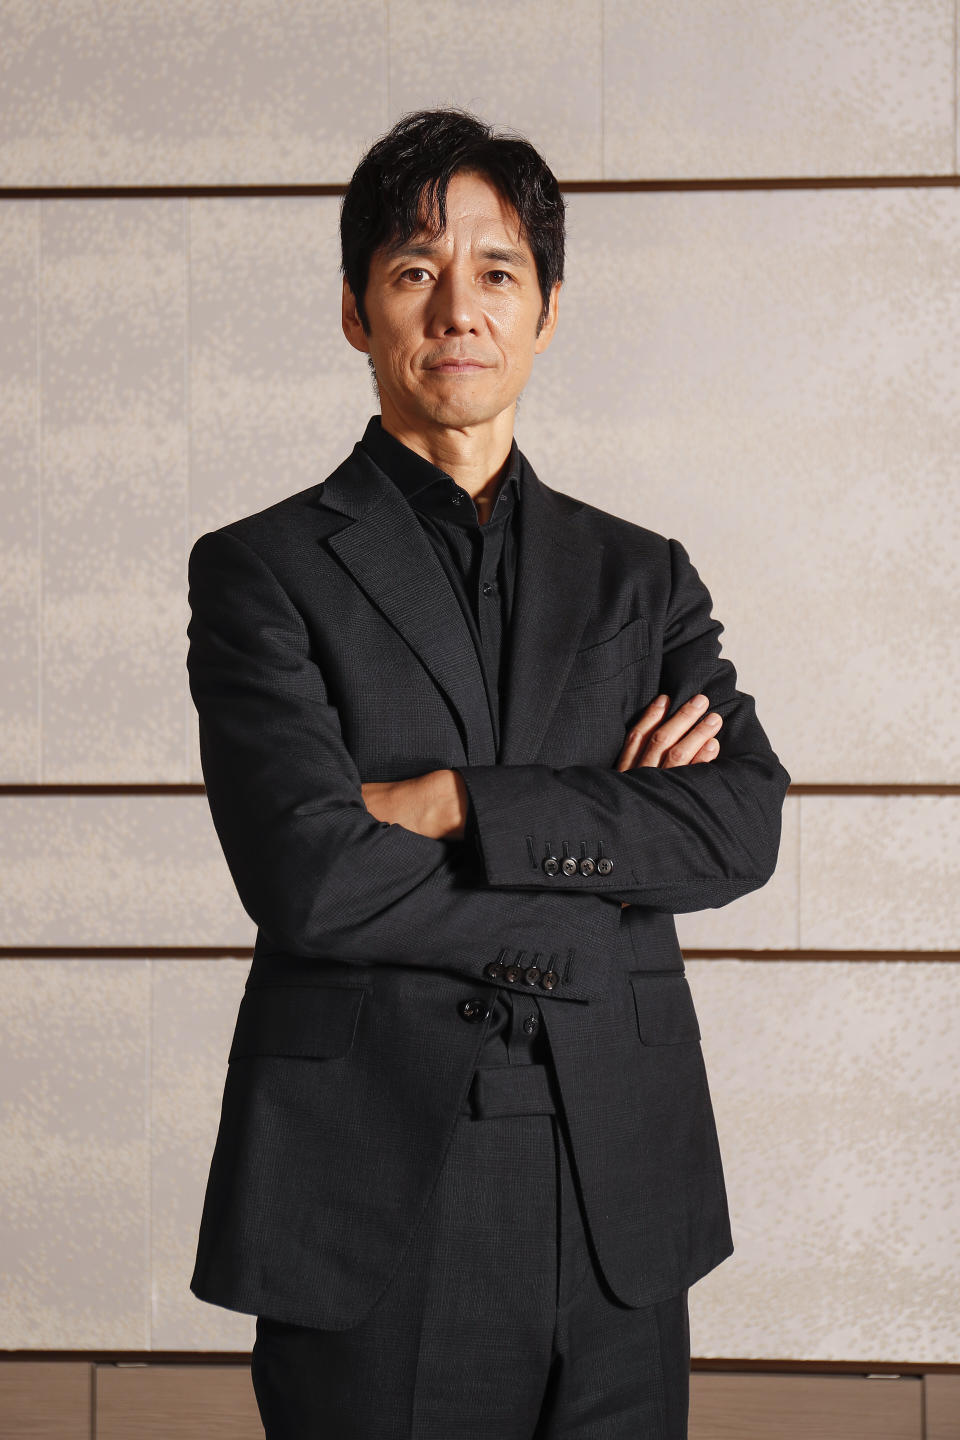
[504,965,521,983]
[561,857,578,876]
[596,857,614,875]
[543,856,559,876]
[483,962,503,980]
[541,970,559,990]
[579,857,596,876]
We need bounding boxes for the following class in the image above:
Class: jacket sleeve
[186,527,615,1001]
[454,537,791,912]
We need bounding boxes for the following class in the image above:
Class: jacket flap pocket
[629,972,701,1045]
[229,983,365,1061]
[566,616,649,690]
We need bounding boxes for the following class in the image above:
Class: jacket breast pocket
[228,982,367,1062]
[629,972,701,1045]
[564,615,649,691]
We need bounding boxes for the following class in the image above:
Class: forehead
[383,170,532,259]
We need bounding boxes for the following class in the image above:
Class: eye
[486,270,513,285]
[401,266,431,283]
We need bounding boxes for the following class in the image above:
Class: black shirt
[359,415,548,1066]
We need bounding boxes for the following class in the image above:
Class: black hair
[340,107,566,335]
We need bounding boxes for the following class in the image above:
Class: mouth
[426,360,488,374]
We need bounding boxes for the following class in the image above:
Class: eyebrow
[385,240,531,268]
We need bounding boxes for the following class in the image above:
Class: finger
[633,694,712,768]
[687,737,720,765]
[615,694,669,772]
[660,716,723,769]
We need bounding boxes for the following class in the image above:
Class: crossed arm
[360,692,724,842]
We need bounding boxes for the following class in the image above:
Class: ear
[534,281,561,355]
[342,278,370,354]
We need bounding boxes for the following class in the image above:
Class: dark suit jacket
[186,437,791,1330]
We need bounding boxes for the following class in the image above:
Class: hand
[361,770,467,841]
[616,693,722,773]
[615,693,723,907]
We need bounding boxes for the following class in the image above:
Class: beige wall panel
[96,1364,260,1440]
[686,960,960,1361]
[689,1372,921,1440]
[188,197,374,544]
[151,960,255,1350]
[0,961,149,1349]
[925,1374,960,1440]
[604,0,954,179]
[0,1361,91,1440]
[0,204,40,783]
[514,188,960,783]
[0,1,387,187]
[0,797,253,946]
[800,796,960,950]
[676,795,799,951]
[40,202,188,782]
[389,0,602,179]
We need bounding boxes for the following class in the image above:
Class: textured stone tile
[188,196,374,542]
[0,796,255,947]
[676,795,799,951]
[388,0,602,179]
[800,796,960,951]
[151,959,254,1350]
[0,0,387,186]
[687,959,960,1361]
[604,0,955,178]
[0,204,40,782]
[0,959,149,1348]
[40,201,188,782]
[514,187,960,782]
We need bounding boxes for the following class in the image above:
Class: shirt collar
[359,414,522,527]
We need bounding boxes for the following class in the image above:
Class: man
[186,108,790,1438]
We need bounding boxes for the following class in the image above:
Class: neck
[378,405,515,517]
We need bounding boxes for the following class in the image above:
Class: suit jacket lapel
[318,442,604,770]
[321,446,497,765]
[499,458,603,765]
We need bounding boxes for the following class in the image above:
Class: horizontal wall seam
[0,1351,956,1373]
[1,784,958,797]
[1,948,958,962]
[2,174,960,200]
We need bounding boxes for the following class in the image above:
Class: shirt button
[523,1015,539,1035]
[481,581,496,597]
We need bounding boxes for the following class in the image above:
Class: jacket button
[459,998,491,1023]
[579,857,596,876]
[483,962,503,980]
[524,966,541,985]
[561,857,578,876]
[541,971,559,990]
[523,1015,539,1035]
[543,856,559,876]
[597,857,614,875]
[504,965,521,983]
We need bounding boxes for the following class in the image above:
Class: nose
[428,268,480,335]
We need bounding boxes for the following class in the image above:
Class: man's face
[342,169,560,437]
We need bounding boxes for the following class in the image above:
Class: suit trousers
[250,1033,691,1440]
